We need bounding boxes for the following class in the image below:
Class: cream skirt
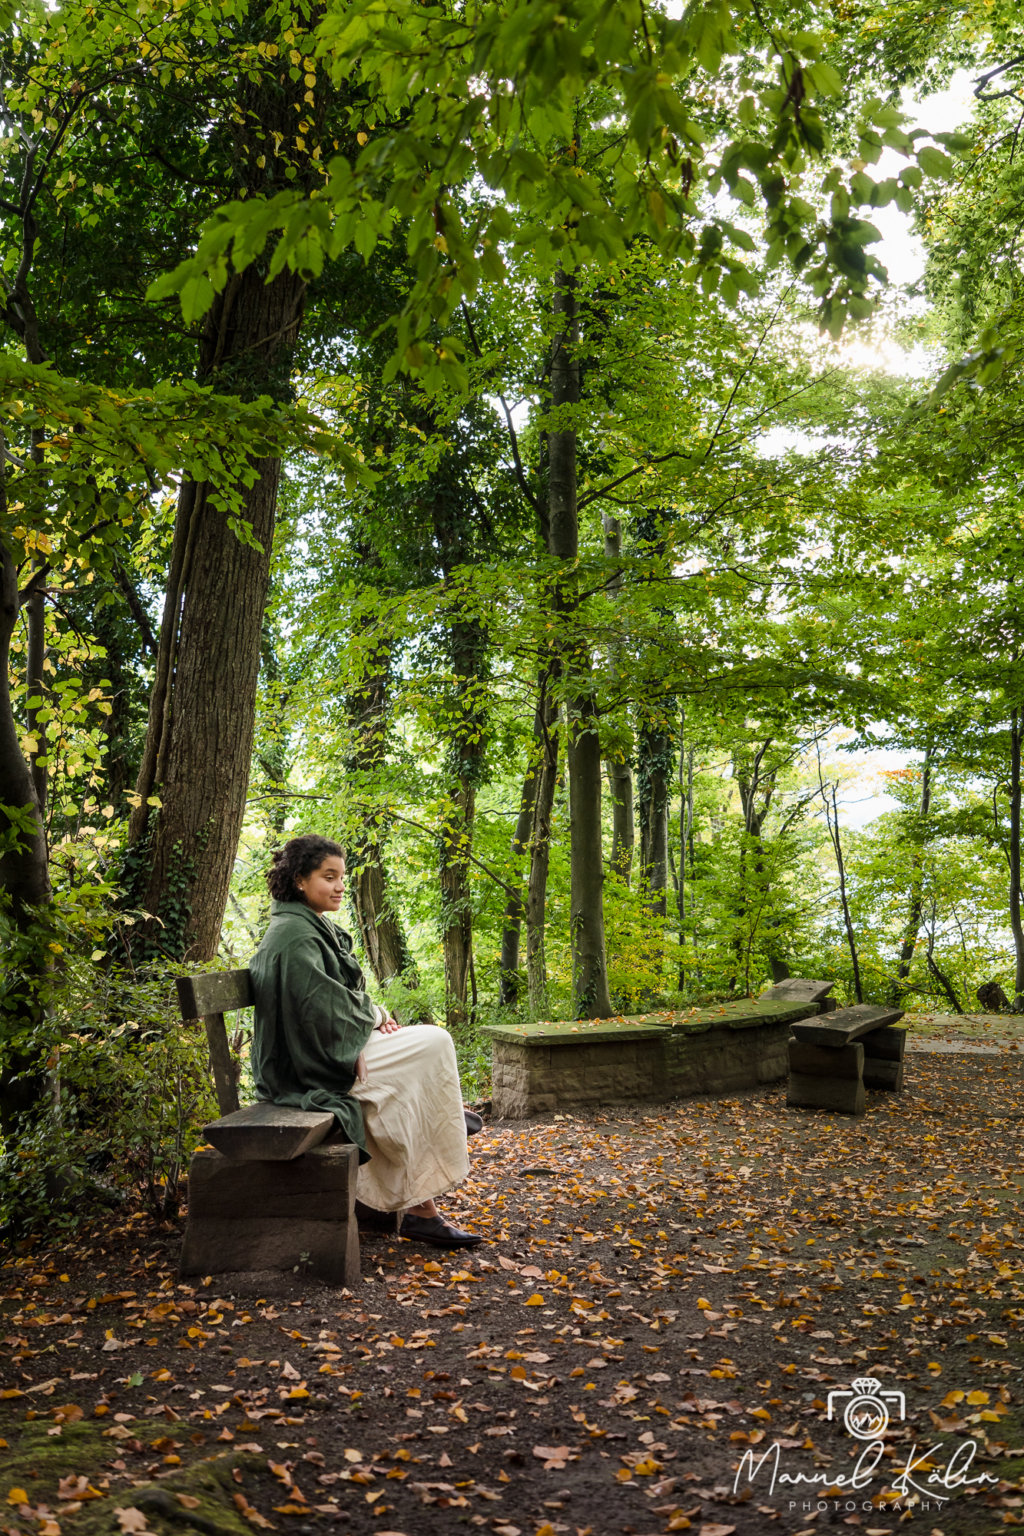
[348,1025,470,1212]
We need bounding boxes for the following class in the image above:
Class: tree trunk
[499,690,547,1005]
[344,656,420,998]
[437,623,486,1027]
[525,690,559,1015]
[602,513,634,882]
[548,262,612,1019]
[638,720,672,916]
[677,716,693,990]
[124,265,306,962]
[889,750,932,1005]
[0,482,53,1137]
[1010,711,1024,1010]
[820,772,862,1004]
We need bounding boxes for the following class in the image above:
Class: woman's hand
[376,1013,401,1034]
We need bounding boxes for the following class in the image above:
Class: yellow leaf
[524,1293,545,1306]
[7,1489,29,1506]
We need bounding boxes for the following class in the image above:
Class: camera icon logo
[827,1376,906,1440]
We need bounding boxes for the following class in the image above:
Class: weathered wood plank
[861,1026,907,1063]
[788,1040,864,1080]
[787,1069,865,1115]
[763,978,836,1005]
[179,1215,359,1287]
[862,1059,904,1092]
[187,1144,357,1218]
[177,969,254,1019]
[201,1103,335,1161]
[791,1004,904,1048]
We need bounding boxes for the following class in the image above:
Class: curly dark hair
[267,835,346,902]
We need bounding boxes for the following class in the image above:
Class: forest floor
[2,1023,1024,1536]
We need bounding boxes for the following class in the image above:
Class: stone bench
[787,1003,907,1116]
[483,979,838,1119]
[177,969,361,1288]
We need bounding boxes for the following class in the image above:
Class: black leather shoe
[464,1107,483,1135]
[399,1213,483,1248]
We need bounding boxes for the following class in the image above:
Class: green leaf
[917,145,952,178]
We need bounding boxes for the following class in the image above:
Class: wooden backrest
[177,969,254,1020]
[178,968,254,1119]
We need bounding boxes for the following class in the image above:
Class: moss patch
[1,1420,263,1536]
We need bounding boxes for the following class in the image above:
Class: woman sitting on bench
[249,834,482,1250]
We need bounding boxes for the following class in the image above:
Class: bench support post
[181,1144,360,1288]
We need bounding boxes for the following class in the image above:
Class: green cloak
[249,899,377,1158]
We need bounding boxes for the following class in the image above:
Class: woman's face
[296,856,346,914]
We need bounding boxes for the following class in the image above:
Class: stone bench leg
[181,1143,360,1287]
[862,1026,906,1091]
[787,1039,865,1115]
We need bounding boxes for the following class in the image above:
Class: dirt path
[2,1048,1023,1536]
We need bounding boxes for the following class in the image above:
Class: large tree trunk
[549,263,612,1019]
[125,265,306,961]
[889,750,932,1005]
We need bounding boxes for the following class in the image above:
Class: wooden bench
[787,1003,907,1115]
[177,968,361,1287]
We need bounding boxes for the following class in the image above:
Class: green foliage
[0,876,217,1230]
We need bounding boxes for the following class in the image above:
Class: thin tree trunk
[549,261,612,1019]
[526,693,559,1015]
[638,721,671,915]
[602,512,634,882]
[499,690,546,1005]
[817,758,862,1003]
[124,264,306,962]
[1011,711,1024,1010]
[345,655,421,998]
[889,750,932,1005]
[926,902,963,1013]
[0,477,52,1137]
[677,715,692,990]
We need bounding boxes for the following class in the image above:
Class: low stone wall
[484,999,820,1119]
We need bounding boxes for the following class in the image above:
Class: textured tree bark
[499,692,545,1005]
[525,691,559,1015]
[889,751,932,1005]
[1009,711,1024,1010]
[677,717,693,989]
[345,658,420,998]
[125,264,306,961]
[602,513,634,883]
[436,614,486,1027]
[0,550,50,914]
[637,721,672,915]
[0,498,53,1136]
[549,262,612,1019]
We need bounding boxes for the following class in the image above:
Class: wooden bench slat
[791,1004,904,1048]
[201,1103,335,1161]
[178,969,254,1019]
[762,978,836,1004]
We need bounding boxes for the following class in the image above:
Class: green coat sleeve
[250,927,377,1158]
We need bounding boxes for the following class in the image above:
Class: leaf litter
[1,1050,1023,1536]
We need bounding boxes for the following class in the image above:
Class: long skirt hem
[348,1025,470,1213]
